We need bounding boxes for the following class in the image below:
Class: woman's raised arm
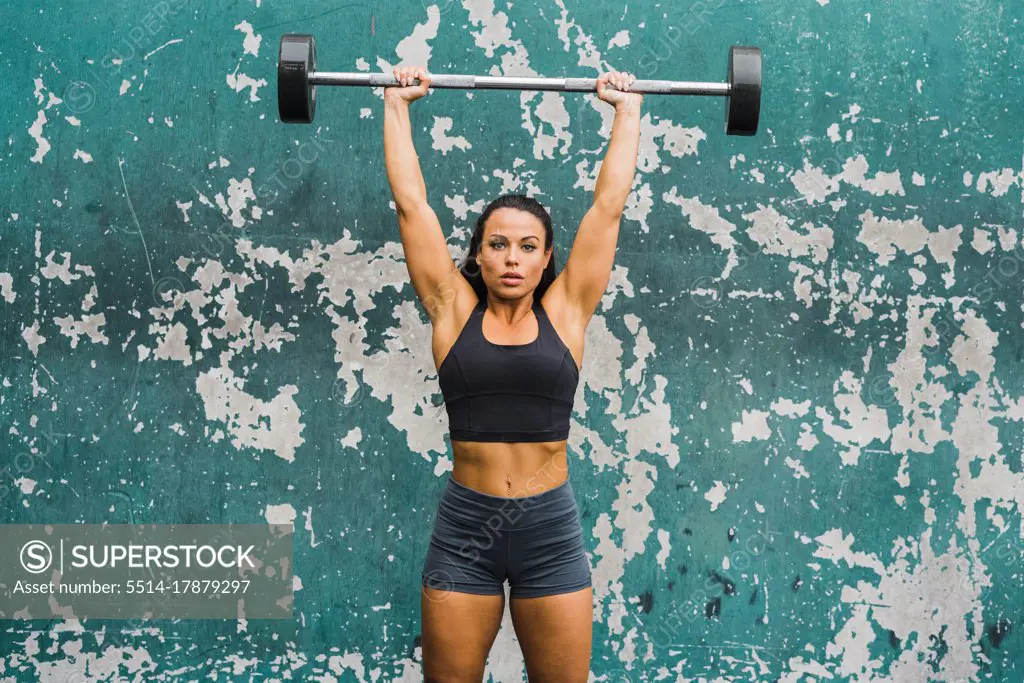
[555,71,643,322]
[383,67,468,319]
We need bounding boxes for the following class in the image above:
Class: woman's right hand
[384,66,431,104]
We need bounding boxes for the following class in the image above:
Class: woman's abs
[451,440,568,497]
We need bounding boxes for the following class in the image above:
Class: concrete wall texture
[2,0,1023,680]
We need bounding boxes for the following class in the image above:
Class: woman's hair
[455,193,558,302]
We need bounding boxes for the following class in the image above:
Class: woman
[384,64,641,682]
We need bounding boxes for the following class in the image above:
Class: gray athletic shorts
[421,475,592,599]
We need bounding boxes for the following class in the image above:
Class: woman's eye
[523,245,534,251]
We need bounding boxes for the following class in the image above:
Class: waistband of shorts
[446,474,573,508]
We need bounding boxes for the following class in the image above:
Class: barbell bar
[278,34,761,136]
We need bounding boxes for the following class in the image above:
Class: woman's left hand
[596,70,643,112]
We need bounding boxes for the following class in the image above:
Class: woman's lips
[500,275,523,284]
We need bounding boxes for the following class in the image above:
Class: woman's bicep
[396,202,464,315]
[559,204,621,318]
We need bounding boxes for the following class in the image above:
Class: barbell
[278,34,761,136]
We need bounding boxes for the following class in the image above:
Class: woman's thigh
[509,586,593,682]
[421,586,506,683]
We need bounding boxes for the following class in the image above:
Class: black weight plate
[726,46,761,136]
[278,34,317,124]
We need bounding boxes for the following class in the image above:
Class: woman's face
[475,208,551,299]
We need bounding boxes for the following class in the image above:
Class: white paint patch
[971,227,994,255]
[912,172,926,186]
[35,78,63,111]
[226,69,268,102]
[82,282,96,313]
[812,528,885,572]
[791,160,840,203]
[233,237,455,460]
[264,503,296,525]
[841,103,862,123]
[704,480,728,511]
[196,366,305,462]
[772,397,811,417]
[430,116,472,155]
[119,79,131,95]
[591,460,659,629]
[621,182,655,234]
[54,314,109,348]
[234,20,262,56]
[797,527,983,682]
[40,251,84,285]
[662,189,739,278]
[72,149,93,163]
[841,155,905,196]
[996,226,1017,251]
[0,273,15,303]
[552,0,602,69]
[175,200,193,223]
[359,107,373,118]
[797,423,819,450]
[857,210,961,287]
[607,30,630,49]
[327,651,368,679]
[745,204,834,264]
[785,456,810,478]
[456,0,574,161]
[33,77,45,105]
[523,91,574,160]
[147,323,192,364]
[973,167,1022,197]
[791,155,904,203]
[815,370,891,466]
[340,427,362,448]
[28,110,50,163]
[302,505,319,547]
[202,177,258,228]
[644,118,707,161]
[393,8,440,67]
[655,529,670,569]
[488,167,541,197]
[731,409,772,443]
[22,320,46,356]
[444,194,487,223]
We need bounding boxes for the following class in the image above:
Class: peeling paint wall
[2,0,1023,680]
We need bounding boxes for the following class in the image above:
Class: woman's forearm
[383,96,428,210]
[593,104,641,216]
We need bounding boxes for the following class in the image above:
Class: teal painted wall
[2,0,1023,680]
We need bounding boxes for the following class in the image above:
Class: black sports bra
[437,298,580,443]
